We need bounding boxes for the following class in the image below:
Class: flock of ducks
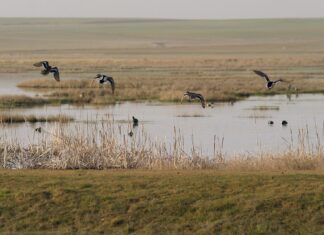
[34,61,289,109]
[33,61,115,92]
[33,61,291,132]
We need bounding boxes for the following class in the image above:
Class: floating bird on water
[35,127,42,133]
[93,74,115,94]
[132,116,139,127]
[128,131,134,137]
[207,102,214,108]
[282,120,288,126]
[268,121,274,125]
[181,91,206,108]
[253,70,284,89]
[33,61,60,82]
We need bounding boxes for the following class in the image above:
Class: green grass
[0,170,323,234]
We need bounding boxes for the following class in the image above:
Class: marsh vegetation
[0,114,73,123]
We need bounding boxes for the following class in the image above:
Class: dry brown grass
[2,19,324,104]
[13,54,324,103]
[0,95,49,108]
[0,118,323,170]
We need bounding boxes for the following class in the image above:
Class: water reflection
[1,93,324,156]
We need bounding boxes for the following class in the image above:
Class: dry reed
[0,118,323,170]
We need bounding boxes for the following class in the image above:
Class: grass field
[0,170,323,234]
[1,18,324,103]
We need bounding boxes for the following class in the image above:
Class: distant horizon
[1,16,324,21]
[1,0,324,19]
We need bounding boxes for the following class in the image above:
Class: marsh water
[1,74,324,156]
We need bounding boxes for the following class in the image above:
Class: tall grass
[0,118,323,170]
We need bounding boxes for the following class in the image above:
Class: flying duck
[33,61,60,82]
[94,74,115,94]
[181,91,206,108]
[253,70,283,89]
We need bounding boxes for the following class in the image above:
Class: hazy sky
[1,0,324,19]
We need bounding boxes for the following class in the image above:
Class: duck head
[94,74,102,79]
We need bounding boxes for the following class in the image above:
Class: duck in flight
[94,74,115,94]
[33,61,60,82]
[181,91,206,108]
[253,70,283,89]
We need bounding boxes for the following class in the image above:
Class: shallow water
[1,78,324,156]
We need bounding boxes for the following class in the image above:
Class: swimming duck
[35,127,42,133]
[132,116,139,127]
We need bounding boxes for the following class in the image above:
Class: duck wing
[253,70,270,81]
[195,93,206,108]
[50,67,60,82]
[34,61,50,69]
[273,79,284,84]
[107,76,115,94]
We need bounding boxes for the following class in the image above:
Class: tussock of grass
[0,114,73,123]
[0,95,49,108]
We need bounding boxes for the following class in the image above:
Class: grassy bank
[0,170,323,234]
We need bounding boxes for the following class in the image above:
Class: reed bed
[0,114,73,123]
[0,119,323,170]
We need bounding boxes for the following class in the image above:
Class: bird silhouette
[35,127,42,133]
[34,61,60,82]
[132,116,139,128]
[181,91,206,108]
[253,70,283,89]
[94,74,115,94]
